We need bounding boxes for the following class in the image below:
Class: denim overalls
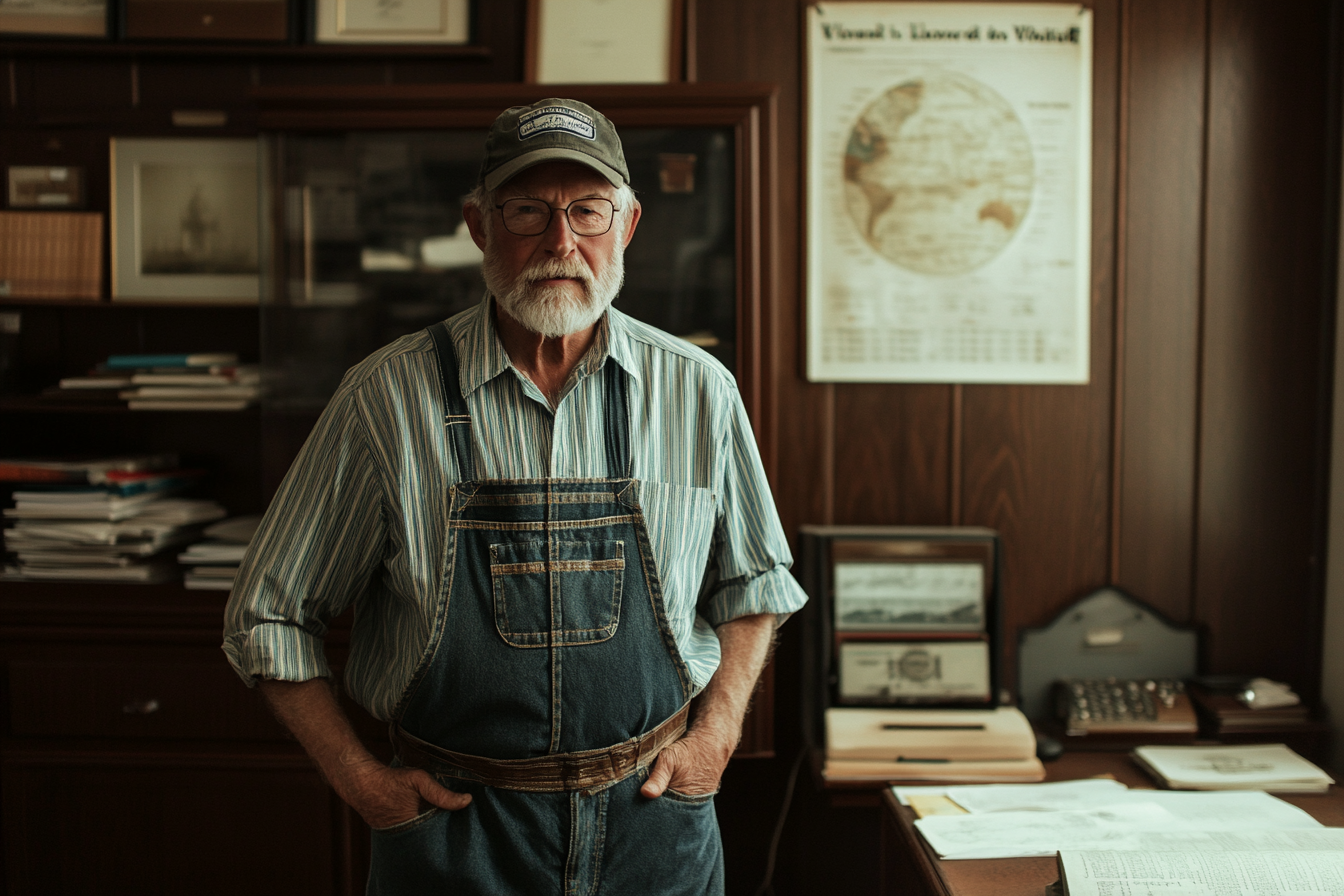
[367,322,724,895]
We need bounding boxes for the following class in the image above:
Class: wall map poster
[806,3,1092,383]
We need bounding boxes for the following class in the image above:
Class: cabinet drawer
[6,646,287,741]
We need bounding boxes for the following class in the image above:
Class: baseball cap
[478,98,629,191]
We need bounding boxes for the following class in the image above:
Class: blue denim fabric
[367,324,722,895]
[367,774,723,896]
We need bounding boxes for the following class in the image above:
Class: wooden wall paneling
[27,59,131,115]
[1199,0,1335,701]
[135,60,257,110]
[832,383,953,525]
[1113,0,1206,621]
[256,60,399,88]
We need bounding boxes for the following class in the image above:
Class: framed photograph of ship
[110,138,260,303]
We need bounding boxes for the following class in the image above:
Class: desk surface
[879,750,1344,896]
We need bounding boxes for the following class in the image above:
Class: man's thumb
[413,770,472,810]
[641,754,674,798]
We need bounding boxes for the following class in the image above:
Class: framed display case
[253,84,775,422]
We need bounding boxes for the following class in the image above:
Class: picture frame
[110,137,260,304]
[8,166,85,209]
[0,0,108,38]
[313,0,468,44]
[526,0,683,84]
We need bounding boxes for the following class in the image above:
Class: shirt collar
[456,293,642,395]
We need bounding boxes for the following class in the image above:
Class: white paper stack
[823,706,1046,783]
[3,488,227,583]
[179,514,260,590]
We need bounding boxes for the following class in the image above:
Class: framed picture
[804,2,1093,384]
[8,166,85,209]
[110,138,260,304]
[0,0,108,37]
[313,0,468,44]
[122,0,288,41]
[526,0,682,83]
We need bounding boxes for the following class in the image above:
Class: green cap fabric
[479,98,629,191]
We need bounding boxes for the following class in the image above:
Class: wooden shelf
[0,396,262,414]
[0,297,262,310]
[0,38,492,59]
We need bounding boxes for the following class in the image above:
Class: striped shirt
[222,295,808,721]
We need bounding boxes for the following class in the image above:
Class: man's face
[468,161,640,338]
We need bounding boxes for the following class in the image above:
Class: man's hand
[640,613,776,799]
[338,754,472,829]
[640,726,736,797]
[257,678,472,828]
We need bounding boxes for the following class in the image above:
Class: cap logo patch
[518,106,596,141]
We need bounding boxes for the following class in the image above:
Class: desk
[878,751,1344,896]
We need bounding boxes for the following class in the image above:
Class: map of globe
[843,71,1035,276]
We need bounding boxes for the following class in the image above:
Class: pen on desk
[882,723,987,730]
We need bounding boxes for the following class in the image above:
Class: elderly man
[223,97,807,895]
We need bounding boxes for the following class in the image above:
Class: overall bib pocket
[490,539,626,646]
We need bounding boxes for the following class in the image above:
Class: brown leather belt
[390,702,689,793]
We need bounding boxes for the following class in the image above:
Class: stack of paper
[178,514,260,590]
[0,453,179,484]
[1131,743,1334,792]
[2,461,227,582]
[904,778,1340,861]
[1058,849,1344,896]
[824,706,1045,783]
[104,353,263,411]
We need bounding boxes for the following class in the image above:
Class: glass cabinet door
[261,127,736,411]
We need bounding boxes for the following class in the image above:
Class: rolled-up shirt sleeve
[223,385,387,686]
[699,387,808,628]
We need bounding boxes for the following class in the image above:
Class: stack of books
[1,454,227,582]
[46,352,263,410]
[1189,679,1312,734]
[178,514,260,590]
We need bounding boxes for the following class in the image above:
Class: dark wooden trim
[0,39,494,58]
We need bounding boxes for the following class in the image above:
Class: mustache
[519,257,594,289]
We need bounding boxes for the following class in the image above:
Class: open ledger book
[1057,849,1344,896]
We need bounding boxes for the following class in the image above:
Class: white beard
[483,240,626,338]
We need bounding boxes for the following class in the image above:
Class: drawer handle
[122,698,161,715]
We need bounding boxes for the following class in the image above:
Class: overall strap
[427,321,477,482]
[603,358,631,479]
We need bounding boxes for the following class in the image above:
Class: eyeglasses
[495,197,618,237]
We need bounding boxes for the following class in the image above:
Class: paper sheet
[945,778,1129,813]
[1059,849,1344,896]
[915,792,1324,859]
